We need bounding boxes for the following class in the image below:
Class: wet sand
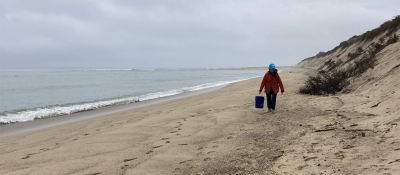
[0,86,225,137]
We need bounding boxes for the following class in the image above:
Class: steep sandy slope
[296,16,400,119]
[272,17,400,174]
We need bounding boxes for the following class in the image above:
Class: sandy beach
[1,67,399,175]
[2,1,399,175]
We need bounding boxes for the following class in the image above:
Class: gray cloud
[1,0,399,68]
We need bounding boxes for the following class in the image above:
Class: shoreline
[1,70,267,137]
[0,68,264,124]
[0,85,228,138]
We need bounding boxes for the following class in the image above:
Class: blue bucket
[255,96,265,108]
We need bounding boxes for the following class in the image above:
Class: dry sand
[1,67,399,175]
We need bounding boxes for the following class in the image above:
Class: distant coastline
[218,66,289,70]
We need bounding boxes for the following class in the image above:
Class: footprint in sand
[230,159,239,163]
[179,160,193,164]
[297,165,309,170]
[21,154,34,159]
[342,145,355,149]
[120,165,129,169]
[146,150,154,154]
[162,137,170,140]
[166,141,170,144]
[378,167,391,171]
[173,168,181,173]
[278,164,288,168]
[204,157,212,161]
[123,158,137,162]
[334,153,345,160]
[153,145,164,148]
[89,173,101,175]
[304,157,318,161]
[207,151,216,154]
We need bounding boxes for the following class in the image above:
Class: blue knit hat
[269,63,276,69]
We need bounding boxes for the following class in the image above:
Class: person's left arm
[276,74,284,93]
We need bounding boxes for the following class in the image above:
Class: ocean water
[0,68,265,123]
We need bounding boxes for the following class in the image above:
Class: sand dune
[285,17,400,174]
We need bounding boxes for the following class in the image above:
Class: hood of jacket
[269,69,278,77]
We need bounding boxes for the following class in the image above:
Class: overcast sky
[0,0,399,69]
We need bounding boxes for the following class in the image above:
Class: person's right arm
[259,73,268,94]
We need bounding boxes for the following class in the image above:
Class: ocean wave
[71,68,158,72]
[0,76,261,124]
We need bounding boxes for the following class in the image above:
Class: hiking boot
[272,109,276,114]
[268,109,272,112]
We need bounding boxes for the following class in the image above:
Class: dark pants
[266,90,277,110]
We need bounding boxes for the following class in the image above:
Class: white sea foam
[73,68,156,72]
[0,76,261,124]
[133,69,155,71]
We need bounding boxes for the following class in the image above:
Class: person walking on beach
[259,63,284,113]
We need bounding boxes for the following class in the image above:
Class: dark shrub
[319,59,333,70]
[299,69,349,95]
[379,37,385,44]
[348,56,377,77]
[374,43,385,51]
[299,74,325,95]
[346,47,364,63]
[299,15,400,95]
[386,34,398,45]
[348,52,361,61]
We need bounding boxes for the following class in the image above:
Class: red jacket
[259,70,284,94]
